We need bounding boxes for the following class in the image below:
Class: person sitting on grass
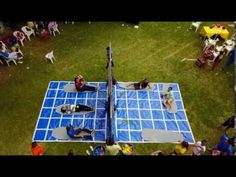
[191,139,207,156]
[31,142,45,156]
[61,104,94,114]
[127,78,151,90]
[74,75,99,92]
[161,87,174,111]
[172,141,189,155]
[66,124,94,139]
[105,137,122,155]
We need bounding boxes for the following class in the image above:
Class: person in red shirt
[74,75,99,92]
[31,142,45,156]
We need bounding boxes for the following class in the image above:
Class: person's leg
[134,83,140,90]
[82,128,93,134]
[78,105,92,111]
[166,98,173,110]
[78,85,96,92]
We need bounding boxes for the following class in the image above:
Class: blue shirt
[217,134,233,155]
[67,128,77,138]
[0,51,10,58]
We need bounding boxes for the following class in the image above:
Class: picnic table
[200,26,230,40]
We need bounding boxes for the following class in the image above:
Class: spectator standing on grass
[31,142,45,156]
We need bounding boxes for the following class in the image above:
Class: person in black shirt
[128,78,151,90]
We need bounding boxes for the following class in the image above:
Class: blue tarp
[33,81,195,144]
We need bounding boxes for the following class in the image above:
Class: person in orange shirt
[31,142,45,156]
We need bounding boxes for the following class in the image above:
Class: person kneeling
[66,125,94,139]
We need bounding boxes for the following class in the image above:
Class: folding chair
[21,26,35,41]
[45,50,56,63]
[0,51,22,66]
[13,31,26,46]
[189,22,202,32]
[48,22,60,37]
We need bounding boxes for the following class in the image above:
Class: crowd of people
[0,21,60,66]
[195,23,235,70]
[31,115,234,156]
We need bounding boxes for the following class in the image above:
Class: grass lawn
[0,22,234,155]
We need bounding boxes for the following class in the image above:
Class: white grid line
[148,91,155,129]
[114,85,118,141]
[136,91,143,134]
[125,90,131,141]
[32,81,51,141]
[177,84,195,143]
[116,108,185,111]
[93,83,99,141]
[157,83,167,131]
[116,129,191,133]
[60,82,71,130]
[45,81,60,141]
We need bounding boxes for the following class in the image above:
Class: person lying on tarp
[66,124,94,139]
[127,78,151,90]
[74,75,99,92]
[61,104,94,114]
[161,86,174,110]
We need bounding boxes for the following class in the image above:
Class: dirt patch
[0,64,11,85]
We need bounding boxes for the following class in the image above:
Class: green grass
[0,22,234,155]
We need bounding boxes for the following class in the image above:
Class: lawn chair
[13,31,26,46]
[203,38,219,51]
[48,22,60,37]
[223,41,235,55]
[0,50,23,66]
[0,41,8,52]
[45,50,56,63]
[189,22,202,32]
[21,26,35,41]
